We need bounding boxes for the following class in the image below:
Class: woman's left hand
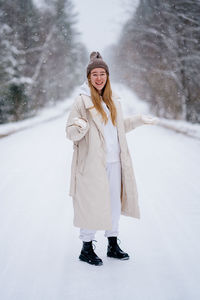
[141,115,158,125]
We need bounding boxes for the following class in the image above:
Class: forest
[0,0,200,124]
[0,0,87,123]
[108,0,200,123]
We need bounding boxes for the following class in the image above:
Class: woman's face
[90,68,107,92]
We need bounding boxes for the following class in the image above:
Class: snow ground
[0,85,200,300]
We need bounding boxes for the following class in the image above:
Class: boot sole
[107,253,130,260]
[79,254,103,266]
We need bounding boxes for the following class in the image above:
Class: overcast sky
[33,0,139,53]
[72,0,139,53]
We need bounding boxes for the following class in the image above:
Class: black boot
[79,241,103,266]
[107,237,130,260]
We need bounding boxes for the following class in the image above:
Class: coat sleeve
[66,97,89,142]
[123,114,144,133]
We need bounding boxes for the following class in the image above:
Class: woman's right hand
[73,117,88,129]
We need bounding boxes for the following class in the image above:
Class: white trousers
[79,161,122,242]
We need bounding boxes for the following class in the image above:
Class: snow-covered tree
[0,0,42,122]
[34,0,87,106]
[0,0,87,123]
[110,0,200,123]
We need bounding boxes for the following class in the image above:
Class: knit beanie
[87,51,109,77]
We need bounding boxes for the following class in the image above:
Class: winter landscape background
[0,1,200,300]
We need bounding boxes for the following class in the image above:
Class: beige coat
[66,92,145,230]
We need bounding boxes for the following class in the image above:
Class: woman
[66,51,157,266]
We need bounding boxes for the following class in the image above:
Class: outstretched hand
[141,115,158,125]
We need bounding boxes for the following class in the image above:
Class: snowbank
[0,86,80,138]
[158,118,200,140]
[0,100,72,138]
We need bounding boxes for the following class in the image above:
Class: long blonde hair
[88,74,117,126]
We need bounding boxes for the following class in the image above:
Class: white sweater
[102,101,120,163]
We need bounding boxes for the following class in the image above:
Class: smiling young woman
[66,51,158,266]
[88,66,117,126]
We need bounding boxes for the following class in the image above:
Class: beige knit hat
[87,51,109,76]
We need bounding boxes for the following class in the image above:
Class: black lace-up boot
[79,241,103,266]
[107,237,130,260]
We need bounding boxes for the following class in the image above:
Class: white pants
[79,161,122,242]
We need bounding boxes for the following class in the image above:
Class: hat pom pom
[90,51,102,60]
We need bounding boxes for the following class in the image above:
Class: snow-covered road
[1,88,200,300]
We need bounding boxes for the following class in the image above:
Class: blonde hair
[87,74,117,126]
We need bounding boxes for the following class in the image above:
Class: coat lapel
[89,108,105,140]
[115,100,127,156]
[81,95,105,140]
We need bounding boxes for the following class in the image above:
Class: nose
[97,75,101,81]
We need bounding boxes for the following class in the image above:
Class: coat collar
[81,95,94,109]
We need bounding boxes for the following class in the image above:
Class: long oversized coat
[66,92,145,230]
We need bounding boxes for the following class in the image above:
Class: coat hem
[121,210,140,219]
